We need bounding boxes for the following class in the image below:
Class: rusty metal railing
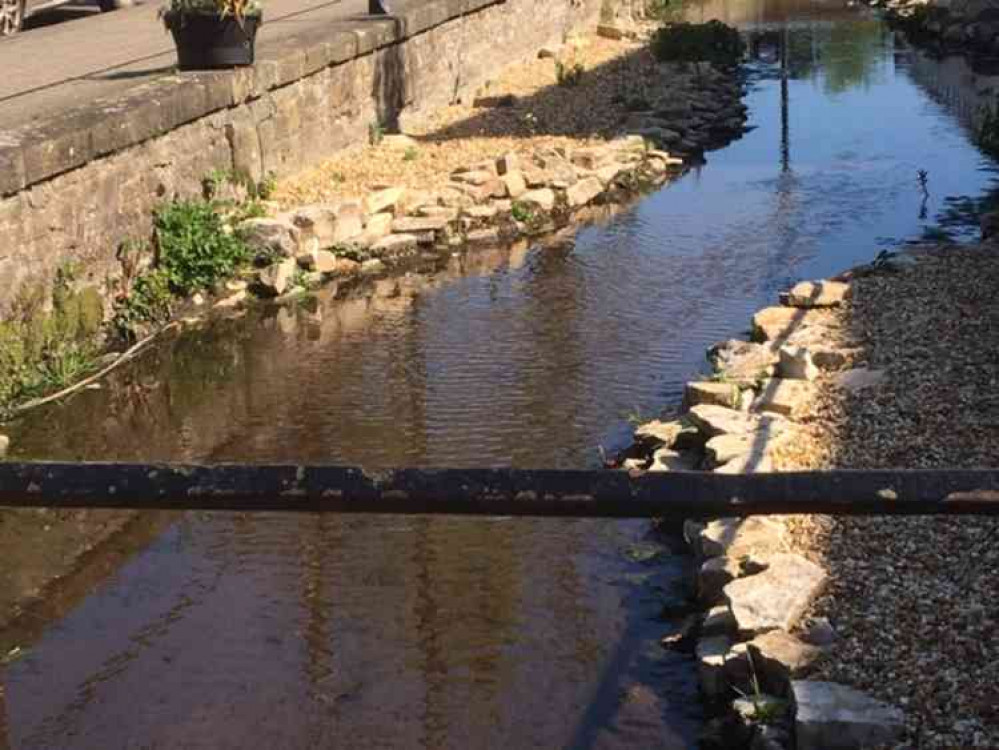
[0,462,997,517]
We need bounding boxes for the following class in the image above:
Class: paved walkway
[0,0,369,131]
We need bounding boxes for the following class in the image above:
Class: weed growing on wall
[0,270,103,414]
[154,200,251,295]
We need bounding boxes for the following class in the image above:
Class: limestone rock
[570,147,616,171]
[364,187,406,215]
[213,290,246,309]
[714,453,774,474]
[634,420,683,448]
[696,635,732,700]
[315,252,358,276]
[708,339,778,385]
[295,201,364,247]
[565,176,603,207]
[594,164,623,187]
[370,233,418,256]
[392,216,450,233]
[731,630,824,688]
[792,681,905,750]
[687,405,787,439]
[466,228,501,244]
[363,212,394,242]
[833,368,885,392]
[256,258,296,297]
[752,307,828,343]
[704,430,787,470]
[452,169,495,186]
[778,345,819,381]
[464,205,499,221]
[519,188,556,212]
[786,280,850,308]
[701,605,736,638]
[501,171,528,199]
[239,218,300,259]
[684,381,741,409]
[699,516,785,559]
[724,553,827,633]
[752,379,818,418]
[648,448,699,472]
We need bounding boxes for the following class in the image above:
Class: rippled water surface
[4,1,999,747]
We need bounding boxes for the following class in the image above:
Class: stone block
[688,405,787,440]
[778,345,819,381]
[501,171,528,199]
[751,307,828,344]
[519,188,556,212]
[793,681,904,750]
[724,553,827,634]
[392,216,450,233]
[370,233,419,256]
[684,381,741,410]
[364,187,406,215]
[565,176,603,207]
[753,379,818,418]
[239,217,300,259]
[696,635,732,700]
[786,280,850,308]
[648,448,699,472]
[256,258,296,297]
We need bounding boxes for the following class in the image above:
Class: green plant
[154,199,251,295]
[161,0,261,21]
[111,269,173,341]
[0,274,103,414]
[652,20,745,66]
[555,60,585,87]
[369,121,385,146]
[511,201,535,223]
[256,170,278,199]
[402,146,420,162]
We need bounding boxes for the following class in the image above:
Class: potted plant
[162,0,262,70]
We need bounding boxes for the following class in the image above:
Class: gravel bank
[777,243,999,748]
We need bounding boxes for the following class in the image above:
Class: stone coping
[0,0,501,198]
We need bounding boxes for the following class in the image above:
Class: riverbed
[3,0,998,747]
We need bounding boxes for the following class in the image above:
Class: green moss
[0,278,104,415]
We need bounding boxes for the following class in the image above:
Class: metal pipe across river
[1,462,998,517]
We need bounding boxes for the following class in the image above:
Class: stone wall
[0,0,601,318]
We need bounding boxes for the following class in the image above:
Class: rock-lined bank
[630,271,910,750]
[874,0,999,56]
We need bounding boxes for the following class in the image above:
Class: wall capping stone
[0,0,504,197]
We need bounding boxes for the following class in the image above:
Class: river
[3,0,998,747]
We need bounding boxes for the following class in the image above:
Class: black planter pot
[163,11,261,70]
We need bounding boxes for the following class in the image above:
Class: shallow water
[4,1,999,747]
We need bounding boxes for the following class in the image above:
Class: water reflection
[6,0,999,748]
